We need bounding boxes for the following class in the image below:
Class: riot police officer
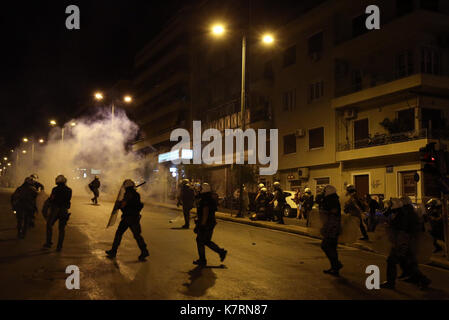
[425,199,444,253]
[106,179,149,261]
[43,175,72,251]
[270,182,286,224]
[193,183,227,267]
[89,176,101,205]
[11,177,38,239]
[177,179,195,229]
[344,185,369,240]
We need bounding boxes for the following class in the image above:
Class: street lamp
[94,92,134,124]
[210,22,275,217]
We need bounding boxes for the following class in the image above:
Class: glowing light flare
[94,92,104,101]
[50,120,57,126]
[211,24,225,36]
[124,96,133,103]
[262,34,274,45]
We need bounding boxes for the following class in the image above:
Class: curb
[149,201,449,271]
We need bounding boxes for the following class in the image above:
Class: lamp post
[210,23,275,217]
[94,92,133,125]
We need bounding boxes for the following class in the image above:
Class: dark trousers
[92,189,99,204]
[321,237,340,270]
[196,225,223,263]
[275,207,284,223]
[16,210,33,237]
[387,244,425,284]
[360,218,368,238]
[183,206,192,227]
[46,209,69,248]
[111,216,148,253]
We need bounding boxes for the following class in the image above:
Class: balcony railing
[337,128,429,152]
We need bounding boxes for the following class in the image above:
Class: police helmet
[24,177,34,184]
[426,198,442,208]
[273,182,281,189]
[200,183,211,194]
[324,185,337,197]
[346,184,356,194]
[182,179,190,185]
[304,188,312,194]
[30,174,39,181]
[55,175,67,185]
[261,187,267,192]
[123,179,136,189]
[258,183,265,189]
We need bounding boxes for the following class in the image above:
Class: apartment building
[259,0,449,202]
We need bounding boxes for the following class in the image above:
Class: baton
[136,181,147,189]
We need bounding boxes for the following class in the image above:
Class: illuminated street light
[23,138,29,143]
[94,92,104,101]
[211,24,225,36]
[124,96,133,103]
[7,163,11,166]
[3,157,7,161]
[70,122,77,127]
[50,120,57,126]
[39,139,44,143]
[22,150,27,154]
[262,34,274,45]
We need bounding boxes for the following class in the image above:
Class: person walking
[320,185,343,276]
[344,185,369,240]
[29,174,44,228]
[425,199,444,253]
[89,176,101,205]
[193,183,227,267]
[177,179,195,229]
[106,179,149,261]
[43,175,72,251]
[11,177,38,239]
[380,198,431,290]
[300,188,314,226]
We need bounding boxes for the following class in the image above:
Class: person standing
[11,177,38,239]
[366,194,380,232]
[29,174,44,228]
[43,175,72,251]
[193,183,227,267]
[300,188,314,226]
[320,185,343,276]
[344,185,369,241]
[106,179,149,261]
[177,179,195,229]
[425,199,444,253]
[270,182,286,224]
[89,176,101,205]
[380,198,431,290]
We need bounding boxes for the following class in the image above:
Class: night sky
[0,0,316,154]
[0,0,193,151]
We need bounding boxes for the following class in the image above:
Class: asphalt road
[1,188,449,300]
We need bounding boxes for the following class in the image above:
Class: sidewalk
[149,200,449,271]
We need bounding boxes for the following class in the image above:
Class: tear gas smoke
[6,108,170,201]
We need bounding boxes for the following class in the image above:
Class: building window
[283,45,296,67]
[282,90,296,112]
[421,0,438,11]
[354,118,369,149]
[396,50,414,78]
[309,127,324,150]
[421,48,440,75]
[401,171,417,197]
[396,0,414,17]
[421,108,443,131]
[284,134,297,154]
[308,32,323,56]
[397,108,415,132]
[308,81,324,103]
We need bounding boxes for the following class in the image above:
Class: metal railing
[337,128,429,152]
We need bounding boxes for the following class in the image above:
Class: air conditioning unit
[295,129,306,138]
[298,168,309,179]
[344,109,357,120]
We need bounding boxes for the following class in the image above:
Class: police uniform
[11,178,38,238]
[194,185,227,266]
[44,177,72,250]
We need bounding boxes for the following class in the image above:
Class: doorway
[354,174,370,198]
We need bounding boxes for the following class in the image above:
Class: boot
[380,281,395,289]
[105,249,116,259]
[193,259,207,267]
[323,268,340,277]
[219,250,227,262]
[138,250,150,261]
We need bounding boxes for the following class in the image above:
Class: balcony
[332,73,449,109]
[336,129,432,162]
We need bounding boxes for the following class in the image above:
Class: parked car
[282,191,298,217]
